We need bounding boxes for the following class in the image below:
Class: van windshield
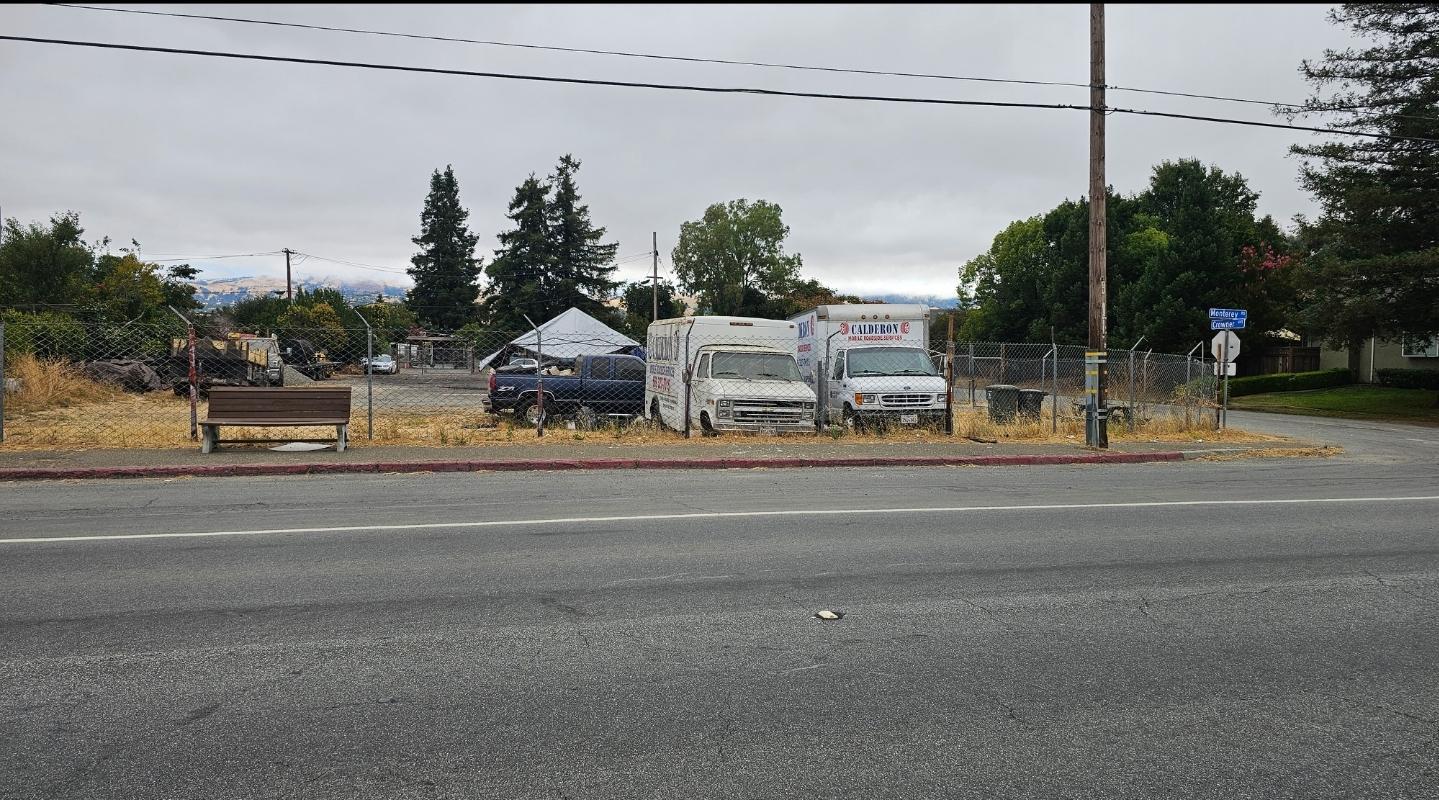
[710,351,802,381]
[847,347,938,377]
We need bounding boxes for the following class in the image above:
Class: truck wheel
[699,412,719,437]
[515,398,545,428]
[649,399,662,428]
[842,405,864,432]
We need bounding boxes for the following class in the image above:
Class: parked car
[360,354,398,374]
[488,353,646,426]
[508,356,539,370]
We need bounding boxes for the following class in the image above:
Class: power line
[3,35,1435,145]
[295,251,410,274]
[44,3,1088,91]
[44,2,1434,120]
[146,250,283,262]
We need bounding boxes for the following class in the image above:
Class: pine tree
[1286,4,1439,345]
[547,155,620,317]
[406,165,481,331]
[482,175,554,331]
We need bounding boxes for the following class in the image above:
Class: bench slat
[207,387,351,416]
[205,408,351,414]
[202,418,349,426]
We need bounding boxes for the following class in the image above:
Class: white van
[645,316,818,435]
[790,304,948,428]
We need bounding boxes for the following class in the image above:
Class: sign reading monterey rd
[1209,308,1248,330]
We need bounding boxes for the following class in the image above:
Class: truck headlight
[802,401,816,410]
[856,393,877,405]
[717,399,733,419]
[935,393,947,402]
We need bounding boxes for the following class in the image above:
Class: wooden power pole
[1086,3,1109,448]
[283,248,296,305]
[651,231,659,322]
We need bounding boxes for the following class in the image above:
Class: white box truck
[645,316,818,435]
[790,304,947,428]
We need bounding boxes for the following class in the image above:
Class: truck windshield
[846,347,938,377]
[710,351,802,381]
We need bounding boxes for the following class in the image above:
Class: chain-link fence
[951,342,1220,429]
[0,316,1222,450]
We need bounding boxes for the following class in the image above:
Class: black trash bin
[1017,389,1047,420]
[985,384,1020,423]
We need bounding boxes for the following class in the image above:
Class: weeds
[0,388,1275,451]
[4,354,123,415]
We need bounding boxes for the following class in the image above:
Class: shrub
[1227,368,1352,397]
[1375,368,1439,391]
[1,310,88,361]
[4,353,123,414]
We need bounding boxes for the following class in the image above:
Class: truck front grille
[732,400,809,424]
[880,393,934,407]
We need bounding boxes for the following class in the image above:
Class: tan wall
[1320,340,1439,382]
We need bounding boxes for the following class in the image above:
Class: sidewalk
[0,437,1296,481]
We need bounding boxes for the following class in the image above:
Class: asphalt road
[2,416,1437,799]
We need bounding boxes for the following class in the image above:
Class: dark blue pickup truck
[487,353,647,426]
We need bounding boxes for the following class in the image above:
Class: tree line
[409,158,864,340]
[958,4,1437,358]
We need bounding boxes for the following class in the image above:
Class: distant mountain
[190,276,408,309]
[860,294,960,309]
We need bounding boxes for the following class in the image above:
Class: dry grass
[953,408,1279,445]
[4,354,124,415]
[1193,446,1340,461]
[3,388,1278,452]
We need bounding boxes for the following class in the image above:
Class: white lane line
[4,495,1439,546]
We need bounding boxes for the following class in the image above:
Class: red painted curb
[0,451,1184,482]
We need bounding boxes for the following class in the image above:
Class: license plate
[900,414,919,424]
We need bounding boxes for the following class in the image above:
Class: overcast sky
[1,4,1356,298]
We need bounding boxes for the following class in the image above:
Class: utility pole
[1085,3,1109,448]
[651,231,659,322]
[283,248,295,305]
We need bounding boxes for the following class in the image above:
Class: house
[1317,334,1439,383]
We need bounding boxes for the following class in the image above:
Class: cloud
[0,4,1356,301]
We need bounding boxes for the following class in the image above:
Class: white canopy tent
[475,307,641,370]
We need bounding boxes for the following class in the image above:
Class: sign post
[1211,330,1241,429]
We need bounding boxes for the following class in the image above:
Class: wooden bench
[200,387,352,453]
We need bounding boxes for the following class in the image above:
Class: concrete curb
[0,451,1185,482]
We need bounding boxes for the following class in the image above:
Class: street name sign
[1210,308,1247,330]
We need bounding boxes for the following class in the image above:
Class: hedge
[1376,368,1439,391]
[1227,368,1353,398]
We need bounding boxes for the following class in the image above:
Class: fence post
[167,306,198,441]
[354,312,375,440]
[1128,348,1136,431]
[523,315,545,438]
[187,322,198,441]
[944,316,955,436]
[1051,338,1060,433]
[366,330,374,440]
[967,343,976,405]
[0,320,6,444]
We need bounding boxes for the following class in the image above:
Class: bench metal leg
[336,423,348,453]
[201,425,217,454]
